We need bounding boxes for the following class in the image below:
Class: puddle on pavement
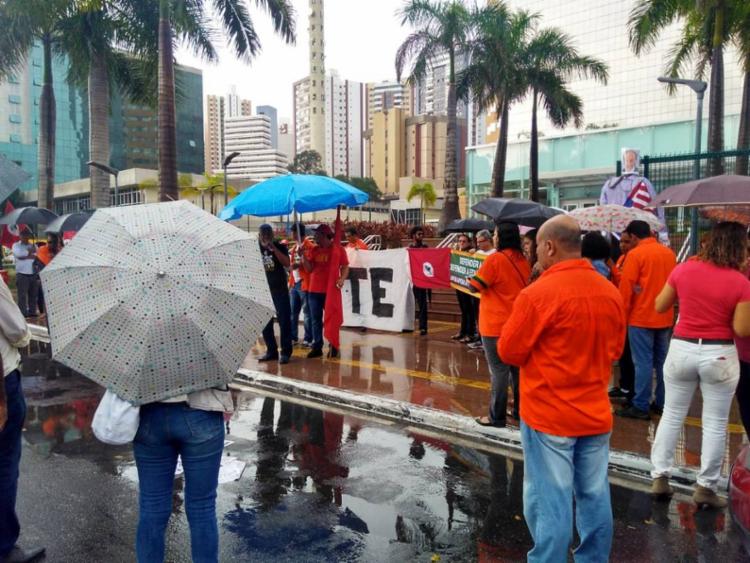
[19,348,750,562]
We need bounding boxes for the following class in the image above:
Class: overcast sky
[176,0,410,119]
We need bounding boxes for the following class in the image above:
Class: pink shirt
[668,260,750,340]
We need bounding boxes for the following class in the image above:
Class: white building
[324,70,366,177]
[224,115,287,181]
[278,117,293,160]
[366,81,411,128]
[412,51,468,118]
[293,77,312,156]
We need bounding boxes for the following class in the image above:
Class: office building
[256,105,278,149]
[224,114,288,181]
[367,108,406,195]
[366,81,411,129]
[325,71,366,177]
[204,86,252,173]
[412,51,468,118]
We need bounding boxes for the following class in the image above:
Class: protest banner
[449,251,486,296]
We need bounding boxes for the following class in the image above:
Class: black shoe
[327,346,339,359]
[451,333,465,340]
[475,416,506,428]
[608,387,629,399]
[420,329,428,336]
[279,355,290,365]
[2,546,46,563]
[616,405,651,420]
[307,348,323,359]
[258,353,278,362]
[650,403,664,416]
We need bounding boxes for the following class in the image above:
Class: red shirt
[499,259,626,437]
[307,245,349,294]
[669,260,750,340]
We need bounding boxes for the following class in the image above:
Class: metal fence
[616,149,750,256]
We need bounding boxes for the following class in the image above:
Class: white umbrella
[568,204,663,233]
[40,200,275,405]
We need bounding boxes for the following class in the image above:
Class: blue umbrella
[219,174,369,220]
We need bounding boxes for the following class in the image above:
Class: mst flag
[407,247,451,289]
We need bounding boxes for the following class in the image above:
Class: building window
[9,134,21,143]
[8,75,19,84]
[8,95,20,104]
[9,115,21,124]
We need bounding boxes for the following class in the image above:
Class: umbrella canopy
[568,205,663,233]
[44,210,95,234]
[0,154,31,202]
[699,204,750,225]
[40,200,275,405]
[444,218,495,233]
[471,198,564,228]
[652,174,750,208]
[0,206,58,226]
[219,174,369,220]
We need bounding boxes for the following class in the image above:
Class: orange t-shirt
[346,239,368,250]
[499,259,626,437]
[307,245,349,294]
[35,245,56,267]
[290,238,314,291]
[469,249,531,337]
[619,238,676,328]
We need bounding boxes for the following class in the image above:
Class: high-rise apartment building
[325,71,366,177]
[278,117,293,159]
[256,105,278,149]
[412,52,468,118]
[404,114,467,195]
[366,81,412,129]
[367,108,407,195]
[224,114,287,181]
[308,0,326,161]
[204,86,252,172]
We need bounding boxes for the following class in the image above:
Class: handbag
[92,390,140,445]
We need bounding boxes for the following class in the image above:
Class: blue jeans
[307,291,326,351]
[629,326,670,412]
[482,336,519,423]
[134,403,225,563]
[263,290,293,358]
[290,282,311,343]
[0,371,25,557]
[521,422,612,563]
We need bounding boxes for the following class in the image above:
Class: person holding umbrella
[11,230,39,319]
[258,224,293,365]
[303,224,349,358]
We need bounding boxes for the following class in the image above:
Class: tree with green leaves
[146,0,295,202]
[524,28,608,202]
[407,182,437,225]
[334,176,382,200]
[396,0,476,232]
[0,0,78,210]
[458,4,533,197]
[629,0,744,176]
[731,1,749,174]
[289,150,326,175]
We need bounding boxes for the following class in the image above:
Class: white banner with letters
[342,248,415,332]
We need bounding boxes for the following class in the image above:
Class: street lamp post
[87,161,120,207]
[222,152,240,207]
[657,77,707,254]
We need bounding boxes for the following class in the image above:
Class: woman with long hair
[650,222,750,508]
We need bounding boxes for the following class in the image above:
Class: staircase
[424,288,462,324]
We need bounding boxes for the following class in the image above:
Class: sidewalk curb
[27,325,718,495]
[232,369,717,495]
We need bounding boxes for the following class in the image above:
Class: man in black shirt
[258,224,293,364]
[409,225,429,335]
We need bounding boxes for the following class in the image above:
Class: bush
[342,221,436,248]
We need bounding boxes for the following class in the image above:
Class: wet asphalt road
[13,358,750,562]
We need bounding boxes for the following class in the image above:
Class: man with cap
[258,224,293,364]
[303,224,349,358]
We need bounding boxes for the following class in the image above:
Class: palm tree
[407,182,437,225]
[733,2,750,174]
[458,4,533,197]
[396,0,474,232]
[525,29,608,202]
[148,0,294,202]
[0,0,78,210]
[629,0,742,176]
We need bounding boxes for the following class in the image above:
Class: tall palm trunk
[529,88,539,202]
[736,71,750,176]
[706,7,725,177]
[88,51,110,208]
[158,0,178,201]
[38,34,56,211]
[491,100,509,197]
[439,55,460,232]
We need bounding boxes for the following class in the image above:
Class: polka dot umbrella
[39,200,275,405]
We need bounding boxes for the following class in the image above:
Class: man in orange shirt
[345,227,368,250]
[499,215,626,562]
[469,222,530,427]
[616,220,676,420]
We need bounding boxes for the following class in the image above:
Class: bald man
[499,216,626,562]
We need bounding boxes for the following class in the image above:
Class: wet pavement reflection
[244,322,748,478]
[16,349,750,561]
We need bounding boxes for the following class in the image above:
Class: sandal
[475,416,506,428]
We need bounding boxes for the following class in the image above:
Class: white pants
[650,339,739,490]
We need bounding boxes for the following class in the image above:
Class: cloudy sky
[177,0,410,119]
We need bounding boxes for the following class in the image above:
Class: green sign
[450,251,486,295]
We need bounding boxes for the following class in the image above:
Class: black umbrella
[471,198,564,228]
[0,206,58,226]
[44,210,95,234]
[444,218,495,233]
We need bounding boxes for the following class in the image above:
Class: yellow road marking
[684,416,745,435]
